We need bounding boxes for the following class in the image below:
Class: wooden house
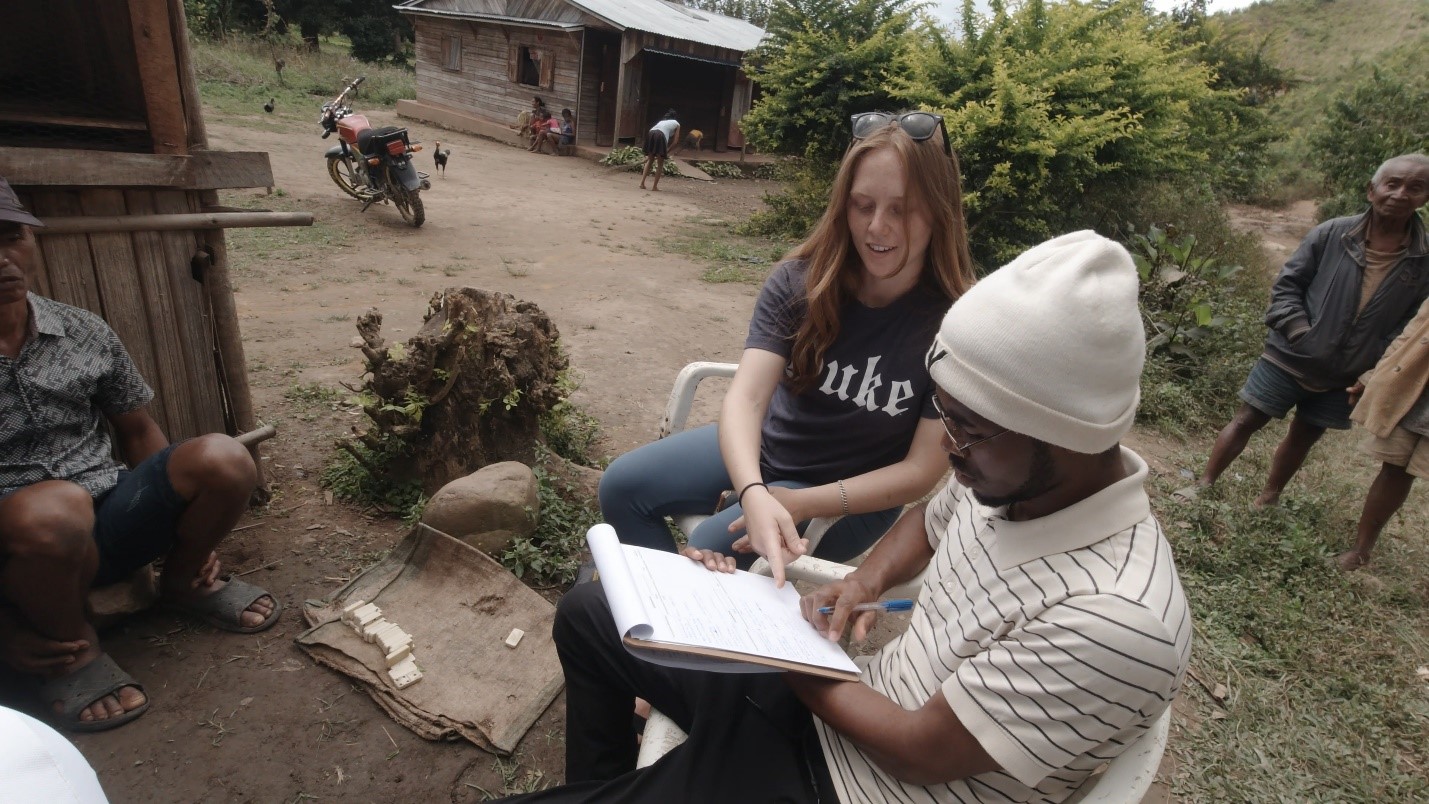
[395,0,764,150]
[0,0,298,463]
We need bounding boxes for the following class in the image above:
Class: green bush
[1309,66,1429,220]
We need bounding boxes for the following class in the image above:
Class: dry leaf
[1212,683,1228,701]
[1211,710,1228,720]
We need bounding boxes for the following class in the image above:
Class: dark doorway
[592,33,620,147]
[642,52,731,153]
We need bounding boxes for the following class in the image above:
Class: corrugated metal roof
[396,0,765,52]
[571,0,765,51]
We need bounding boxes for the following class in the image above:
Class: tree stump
[351,288,567,494]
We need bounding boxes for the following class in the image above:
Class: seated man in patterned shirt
[497,232,1192,804]
[0,178,280,732]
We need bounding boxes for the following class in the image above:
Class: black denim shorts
[91,443,186,585]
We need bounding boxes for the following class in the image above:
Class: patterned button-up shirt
[1,294,153,498]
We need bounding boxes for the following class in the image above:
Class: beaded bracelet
[737,481,769,505]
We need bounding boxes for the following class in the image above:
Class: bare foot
[1335,550,1369,571]
[1251,491,1281,509]
[638,184,647,190]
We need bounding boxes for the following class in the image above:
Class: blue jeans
[598,425,901,568]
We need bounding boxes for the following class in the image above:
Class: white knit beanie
[925,230,1144,454]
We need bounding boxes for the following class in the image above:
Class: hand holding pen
[817,599,913,615]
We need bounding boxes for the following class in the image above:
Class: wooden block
[362,618,396,643]
[388,656,423,689]
[384,644,412,668]
[377,627,412,655]
[504,628,525,649]
[340,599,368,623]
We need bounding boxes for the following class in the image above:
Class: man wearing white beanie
[793,230,1193,803]
[499,233,1192,804]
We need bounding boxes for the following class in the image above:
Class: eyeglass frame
[930,393,1008,454]
[849,111,953,157]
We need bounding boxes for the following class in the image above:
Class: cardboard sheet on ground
[296,524,563,754]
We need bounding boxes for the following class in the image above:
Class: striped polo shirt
[816,448,1191,803]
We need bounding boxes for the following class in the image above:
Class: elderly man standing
[0,178,281,732]
[494,231,1190,804]
[1179,154,1429,506]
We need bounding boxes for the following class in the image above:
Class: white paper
[586,525,860,676]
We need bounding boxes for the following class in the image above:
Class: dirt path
[35,105,1324,801]
[43,110,780,803]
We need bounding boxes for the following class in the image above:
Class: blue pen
[817,599,913,615]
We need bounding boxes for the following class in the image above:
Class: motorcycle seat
[357,125,404,156]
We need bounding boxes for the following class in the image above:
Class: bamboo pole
[39,211,313,234]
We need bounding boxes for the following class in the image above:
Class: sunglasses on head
[850,111,952,156]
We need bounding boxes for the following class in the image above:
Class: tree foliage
[1309,67,1429,220]
[742,0,1275,267]
[740,0,920,165]
[184,0,412,63]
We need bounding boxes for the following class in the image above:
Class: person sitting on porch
[0,177,281,732]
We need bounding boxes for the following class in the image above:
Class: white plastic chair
[636,555,1172,803]
[656,361,838,550]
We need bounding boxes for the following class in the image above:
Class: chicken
[433,142,451,175]
[263,98,275,114]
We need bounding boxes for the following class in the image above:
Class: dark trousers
[497,583,840,803]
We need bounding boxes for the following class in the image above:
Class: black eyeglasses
[850,111,952,156]
[931,394,1007,454]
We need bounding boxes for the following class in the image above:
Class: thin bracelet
[837,479,850,515]
[738,481,768,505]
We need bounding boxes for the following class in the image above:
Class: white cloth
[0,707,109,804]
[926,230,1144,453]
[650,119,679,140]
[816,449,1192,803]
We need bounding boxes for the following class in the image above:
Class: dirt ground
[11,105,1321,802]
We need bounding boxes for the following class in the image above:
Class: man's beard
[953,441,1057,509]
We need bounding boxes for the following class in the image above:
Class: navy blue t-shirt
[745,260,948,486]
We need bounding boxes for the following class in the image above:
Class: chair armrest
[659,362,737,438]
[750,555,855,585]
[750,555,926,600]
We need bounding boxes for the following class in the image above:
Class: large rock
[421,461,538,554]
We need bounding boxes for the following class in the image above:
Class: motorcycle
[320,76,430,227]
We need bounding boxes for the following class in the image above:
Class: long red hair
[783,124,975,392]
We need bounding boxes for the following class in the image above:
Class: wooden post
[170,0,269,499]
[128,0,189,154]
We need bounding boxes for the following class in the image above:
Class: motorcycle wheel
[327,155,364,200]
[392,187,425,228]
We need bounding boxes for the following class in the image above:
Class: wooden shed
[395,0,764,150]
[0,0,295,456]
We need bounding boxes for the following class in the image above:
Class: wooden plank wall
[14,187,228,442]
[577,30,604,143]
[413,18,584,132]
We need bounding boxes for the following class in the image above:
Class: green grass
[660,218,791,285]
[192,34,414,122]
[220,192,349,272]
[1153,433,1429,800]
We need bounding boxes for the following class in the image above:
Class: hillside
[1218,0,1427,135]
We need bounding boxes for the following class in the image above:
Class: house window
[509,44,554,89]
[441,35,462,71]
[518,46,541,86]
